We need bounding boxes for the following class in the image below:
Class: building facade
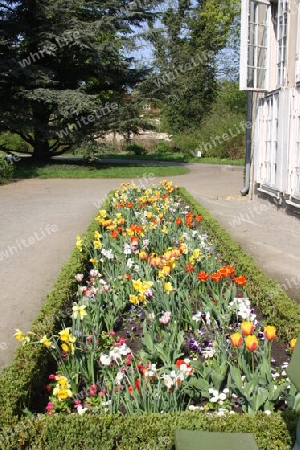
[240,0,300,213]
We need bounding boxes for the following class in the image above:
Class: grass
[64,152,245,166]
[13,162,190,179]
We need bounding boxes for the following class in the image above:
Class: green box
[175,429,259,450]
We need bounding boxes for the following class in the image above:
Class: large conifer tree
[0,0,161,160]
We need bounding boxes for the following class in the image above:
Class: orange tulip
[211,272,221,282]
[138,251,148,260]
[185,264,194,274]
[230,332,243,348]
[264,326,276,341]
[218,268,228,278]
[241,321,255,336]
[290,338,297,350]
[197,272,209,282]
[175,218,182,226]
[245,335,258,351]
[225,265,235,277]
[171,248,181,258]
[234,276,247,286]
[149,256,161,267]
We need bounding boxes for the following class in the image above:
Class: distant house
[240,0,300,213]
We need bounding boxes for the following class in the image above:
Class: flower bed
[15,181,300,418]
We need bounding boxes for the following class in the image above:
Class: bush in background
[0,155,14,183]
[172,82,247,160]
[126,143,147,155]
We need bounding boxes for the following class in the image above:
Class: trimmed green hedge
[0,186,299,449]
[0,410,298,449]
[178,188,300,342]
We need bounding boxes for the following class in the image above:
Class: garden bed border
[0,185,299,448]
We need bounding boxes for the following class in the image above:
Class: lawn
[13,162,190,179]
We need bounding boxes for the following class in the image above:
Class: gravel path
[0,164,299,372]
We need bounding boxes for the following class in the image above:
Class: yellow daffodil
[132,279,142,291]
[72,303,87,320]
[14,329,25,342]
[94,240,102,249]
[98,210,107,218]
[39,335,53,349]
[94,231,102,239]
[164,282,173,293]
[129,294,139,305]
[14,329,30,344]
[53,386,73,401]
[76,236,82,252]
[59,328,76,344]
[90,258,98,264]
[161,225,168,234]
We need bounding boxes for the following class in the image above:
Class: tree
[139,0,241,134]
[0,0,162,161]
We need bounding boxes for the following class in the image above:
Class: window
[258,95,279,186]
[240,0,289,91]
[240,0,270,91]
[276,0,288,86]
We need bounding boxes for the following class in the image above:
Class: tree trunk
[31,104,51,162]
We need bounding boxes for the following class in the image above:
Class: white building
[240,0,300,213]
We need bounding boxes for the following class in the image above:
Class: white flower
[145,364,157,377]
[189,405,200,411]
[202,348,215,359]
[219,393,227,401]
[163,374,174,389]
[109,347,122,361]
[77,405,87,415]
[192,311,202,322]
[115,371,124,384]
[210,397,218,403]
[127,258,134,268]
[223,388,229,394]
[209,388,218,396]
[119,343,132,355]
[123,244,132,255]
[101,248,114,259]
[264,410,272,415]
[100,354,111,365]
[205,311,211,325]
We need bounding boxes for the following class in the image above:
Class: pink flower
[99,390,106,397]
[74,400,82,409]
[90,269,98,277]
[48,374,56,380]
[159,311,172,325]
[45,401,55,414]
[75,274,84,282]
[145,289,153,299]
[115,338,127,347]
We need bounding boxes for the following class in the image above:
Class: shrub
[0,410,297,449]
[155,141,171,154]
[0,155,14,183]
[126,143,146,155]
